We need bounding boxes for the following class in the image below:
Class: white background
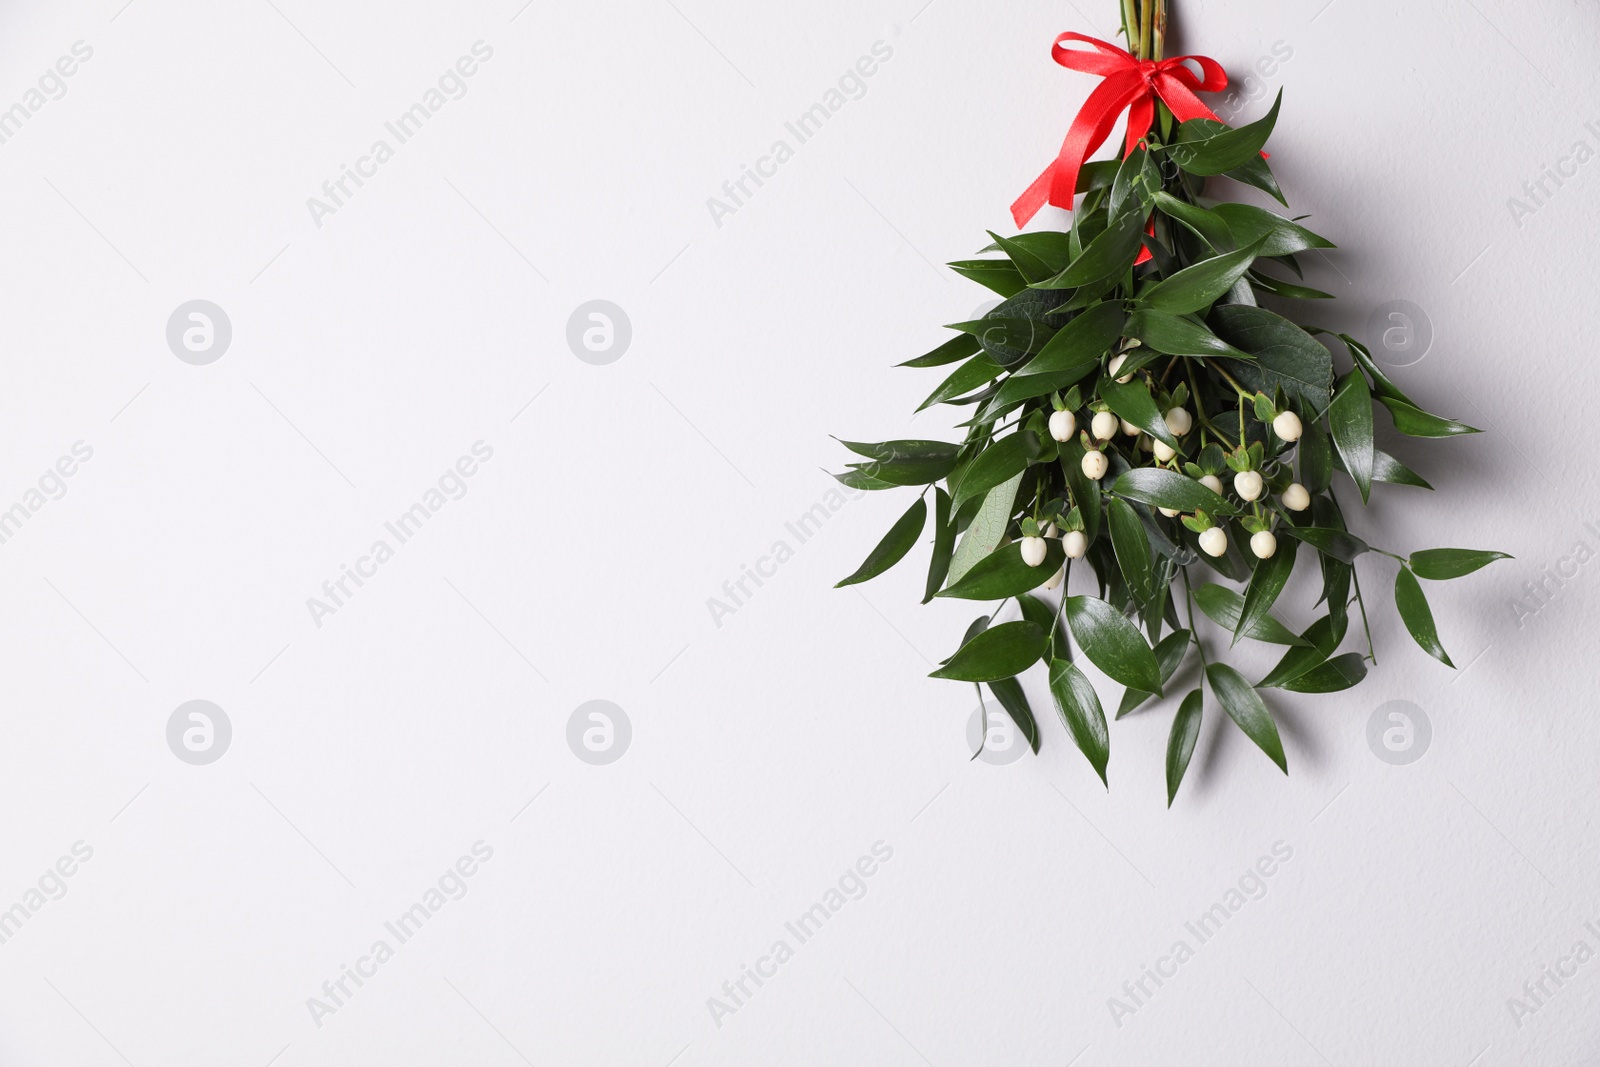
[0,0,1597,1064]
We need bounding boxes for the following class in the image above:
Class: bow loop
[1012,32,1231,228]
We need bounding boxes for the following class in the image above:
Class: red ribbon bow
[1011,32,1229,228]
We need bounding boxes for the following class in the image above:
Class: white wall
[0,0,1596,1063]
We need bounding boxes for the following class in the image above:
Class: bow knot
[1011,32,1229,228]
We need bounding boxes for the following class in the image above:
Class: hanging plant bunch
[832,0,1507,803]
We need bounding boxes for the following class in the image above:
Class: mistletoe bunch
[832,9,1507,803]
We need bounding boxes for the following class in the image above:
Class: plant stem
[1350,564,1377,665]
[1214,362,1252,400]
[1121,0,1139,50]
[1152,0,1167,61]
[1139,0,1154,60]
[1181,567,1209,669]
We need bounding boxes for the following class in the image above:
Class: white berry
[1251,530,1278,559]
[1281,483,1311,512]
[1273,411,1303,442]
[1198,527,1228,557]
[1199,474,1224,495]
[1233,470,1264,502]
[1164,407,1193,435]
[1091,411,1118,440]
[1159,507,1180,518]
[1108,354,1132,384]
[1042,563,1066,590]
[1063,530,1087,558]
[1081,450,1109,480]
[1152,439,1177,462]
[1048,410,1077,442]
[1044,521,1059,538]
[1021,535,1048,567]
[1120,417,1141,437]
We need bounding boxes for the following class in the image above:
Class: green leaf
[1169,92,1282,176]
[947,260,1027,298]
[1328,370,1375,503]
[832,467,899,491]
[1112,467,1230,515]
[1208,305,1334,409]
[1211,203,1334,256]
[1257,614,1346,688]
[1248,271,1334,300]
[1019,593,1069,661]
[946,318,1059,368]
[1039,204,1148,290]
[838,440,960,486]
[1223,152,1287,205]
[1281,526,1370,564]
[1058,447,1102,547]
[1166,688,1204,806]
[1152,191,1234,251]
[1206,662,1287,773]
[1117,629,1192,718]
[835,496,927,588]
[986,676,1041,754]
[1394,565,1453,667]
[1298,417,1333,494]
[1192,585,1309,646]
[1409,548,1511,580]
[1336,332,1412,405]
[1278,653,1367,693]
[1100,378,1179,448]
[1372,449,1432,490]
[1379,396,1481,438]
[930,621,1047,682]
[1064,596,1163,694]
[1137,240,1265,315]
[917,353,1002,411]
[898,334,980,368]
[939,538,1066,601]
[1125,308,1254,360]
[1016,302,1127,379]
[922,489,954,604]
[985,231,1057,284]
[1234,540,1296,647]
[951,431,1042,511]
[1048,658,1110,785]
[948,473,1022,584]
[1108,498,1156,608]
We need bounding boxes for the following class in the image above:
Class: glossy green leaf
[939,538,1066,601]
[1169,92,1281,176]
[835,496,927,588]
[986,676,1041,754]
[1019,593,1069,661]
[1112,467,1230,515]
[1058,448,1101,547]
[1137,240,1265,315]
[1248,271,1334,300]
[1234,540,1296,647]
[985,231,1057,284]
[1108,498,1156,608]
[1298,417,1333,494]
[1153,191,1233,251]
[1192,585,1308,646]
[1282,526,1369,564]
[1379,396,1481,438]
[1209,305,1333,409]
[1039,204,1148,290]
[1372,449,1432,489]
[1409,548,1511,580]
[1064,596,1163,694]
[1395,565,1453,667]
[951,431,1042,510]
[1328,370,1375,503]
[922,489,954,604]
[1125,308,1254,360]
[899,334,980,368]
[1257,614,1346,688]
[1279,653,1367,693]
[947,473,1022,585]
[1118,629,1192,718]
[947,260,1027,298]
[1100,378,1179,448]
[916,353,1002,411]
[1016,302,1126,379]
[838,440,960,486]
[1206,662,1287,772]
[930,621,1047,682]
[1166,688,1204,806]
[832,467,898,491]
[1049,658,1109,785]
[1211,203,1334,256]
